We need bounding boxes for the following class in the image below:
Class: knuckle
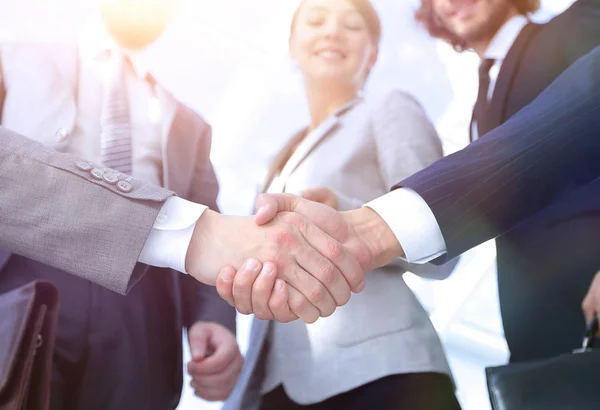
[273,229,297,249]
[308,284,327,306]
[290,294,310,314]
[283,212,304,227]
[318,262,338,285]
[325,240,344,262]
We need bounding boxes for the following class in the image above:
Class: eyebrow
[304,6,363,18]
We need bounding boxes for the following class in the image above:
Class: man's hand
[217,194,404,322]
[582,270,600,323]
[187,322,243,401]
[185,210,365,322]
[216,260,297,322]
[300,186,339,210]
[254,193,403,273]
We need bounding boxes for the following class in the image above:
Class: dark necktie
[100,49,132,175]
[472,58,495,139]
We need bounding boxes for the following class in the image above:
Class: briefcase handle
[574,316,598,353]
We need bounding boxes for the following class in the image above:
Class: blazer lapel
[486,23,541,132]
[268,98,361,192]
[279,114,340,183]
[0,251,11,272]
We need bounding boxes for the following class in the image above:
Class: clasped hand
[192,193,401,323]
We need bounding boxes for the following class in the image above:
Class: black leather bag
[486,317,600,410]
[0,281,59,410]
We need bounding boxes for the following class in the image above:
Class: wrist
[186,209,222,285]
[343,207,404,271]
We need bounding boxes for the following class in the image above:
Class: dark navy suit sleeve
[396,46,600,262]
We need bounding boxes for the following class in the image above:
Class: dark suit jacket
[0,44,235,408]
[400,37,600,364]
[472,0,600,362]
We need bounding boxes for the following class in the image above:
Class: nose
[322,18,344,40]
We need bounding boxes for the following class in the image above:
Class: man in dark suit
[0,0,241,408]
[409,0,600,362]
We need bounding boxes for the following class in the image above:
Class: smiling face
[289,0,379,90]
[432,0,518,49]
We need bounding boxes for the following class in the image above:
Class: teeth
[318,50,344,59]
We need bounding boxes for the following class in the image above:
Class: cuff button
[117,180,133,193]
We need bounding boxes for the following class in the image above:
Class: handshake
[185,193,404,323]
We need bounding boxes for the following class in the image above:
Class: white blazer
[225,90,455,409]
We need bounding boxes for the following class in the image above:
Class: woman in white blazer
[213,1,462,409]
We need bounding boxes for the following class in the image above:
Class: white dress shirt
[139,16,530,272]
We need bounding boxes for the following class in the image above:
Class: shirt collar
[484,14,529,62]
[78,24,151,79]
[331,95,363,117]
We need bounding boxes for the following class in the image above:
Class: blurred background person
[220,1,461,409]
[0,0,241,408]
[415,0,600,363]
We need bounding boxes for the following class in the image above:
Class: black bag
[0,281,59,410]
[486,317,600,410]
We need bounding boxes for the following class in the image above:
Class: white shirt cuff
[138,196,207,273]
[365,188,447,263]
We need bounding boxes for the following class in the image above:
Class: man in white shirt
[0,0,249,407]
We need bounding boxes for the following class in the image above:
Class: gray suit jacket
[225,91,454,409]
[0,43,233,329]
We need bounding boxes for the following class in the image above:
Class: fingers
[299,187,326,202]
[216,266,236,306]
[288,212,364,296]
[187,323,243,401]
[187,322,209,361]
[251,262,277,320]
[268,279,299,322]
[232,259,262,315]
[254,193,301,226]
[188,354,243,401]
[280,257,338,317]
[299,187,337,209]
[287,284,320,323]
[582,270,600,324]
[583,291,595,324]
[293,245,351,310]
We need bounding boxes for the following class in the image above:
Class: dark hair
[414,0,540,51]
[290,0,382,45]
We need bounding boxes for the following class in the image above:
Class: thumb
[254,193,301,226]
[582,292,595,325]
[188,323,211,361]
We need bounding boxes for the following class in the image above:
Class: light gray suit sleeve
[0,127,175,294]
[371,90,458,280]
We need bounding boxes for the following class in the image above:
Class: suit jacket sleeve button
[55,128,69,142]
[103,172,119,184]
[117,180,133,193]
[75,161,93,172]
[90,168,104,180]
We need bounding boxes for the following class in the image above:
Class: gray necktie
[100,49,132,175]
